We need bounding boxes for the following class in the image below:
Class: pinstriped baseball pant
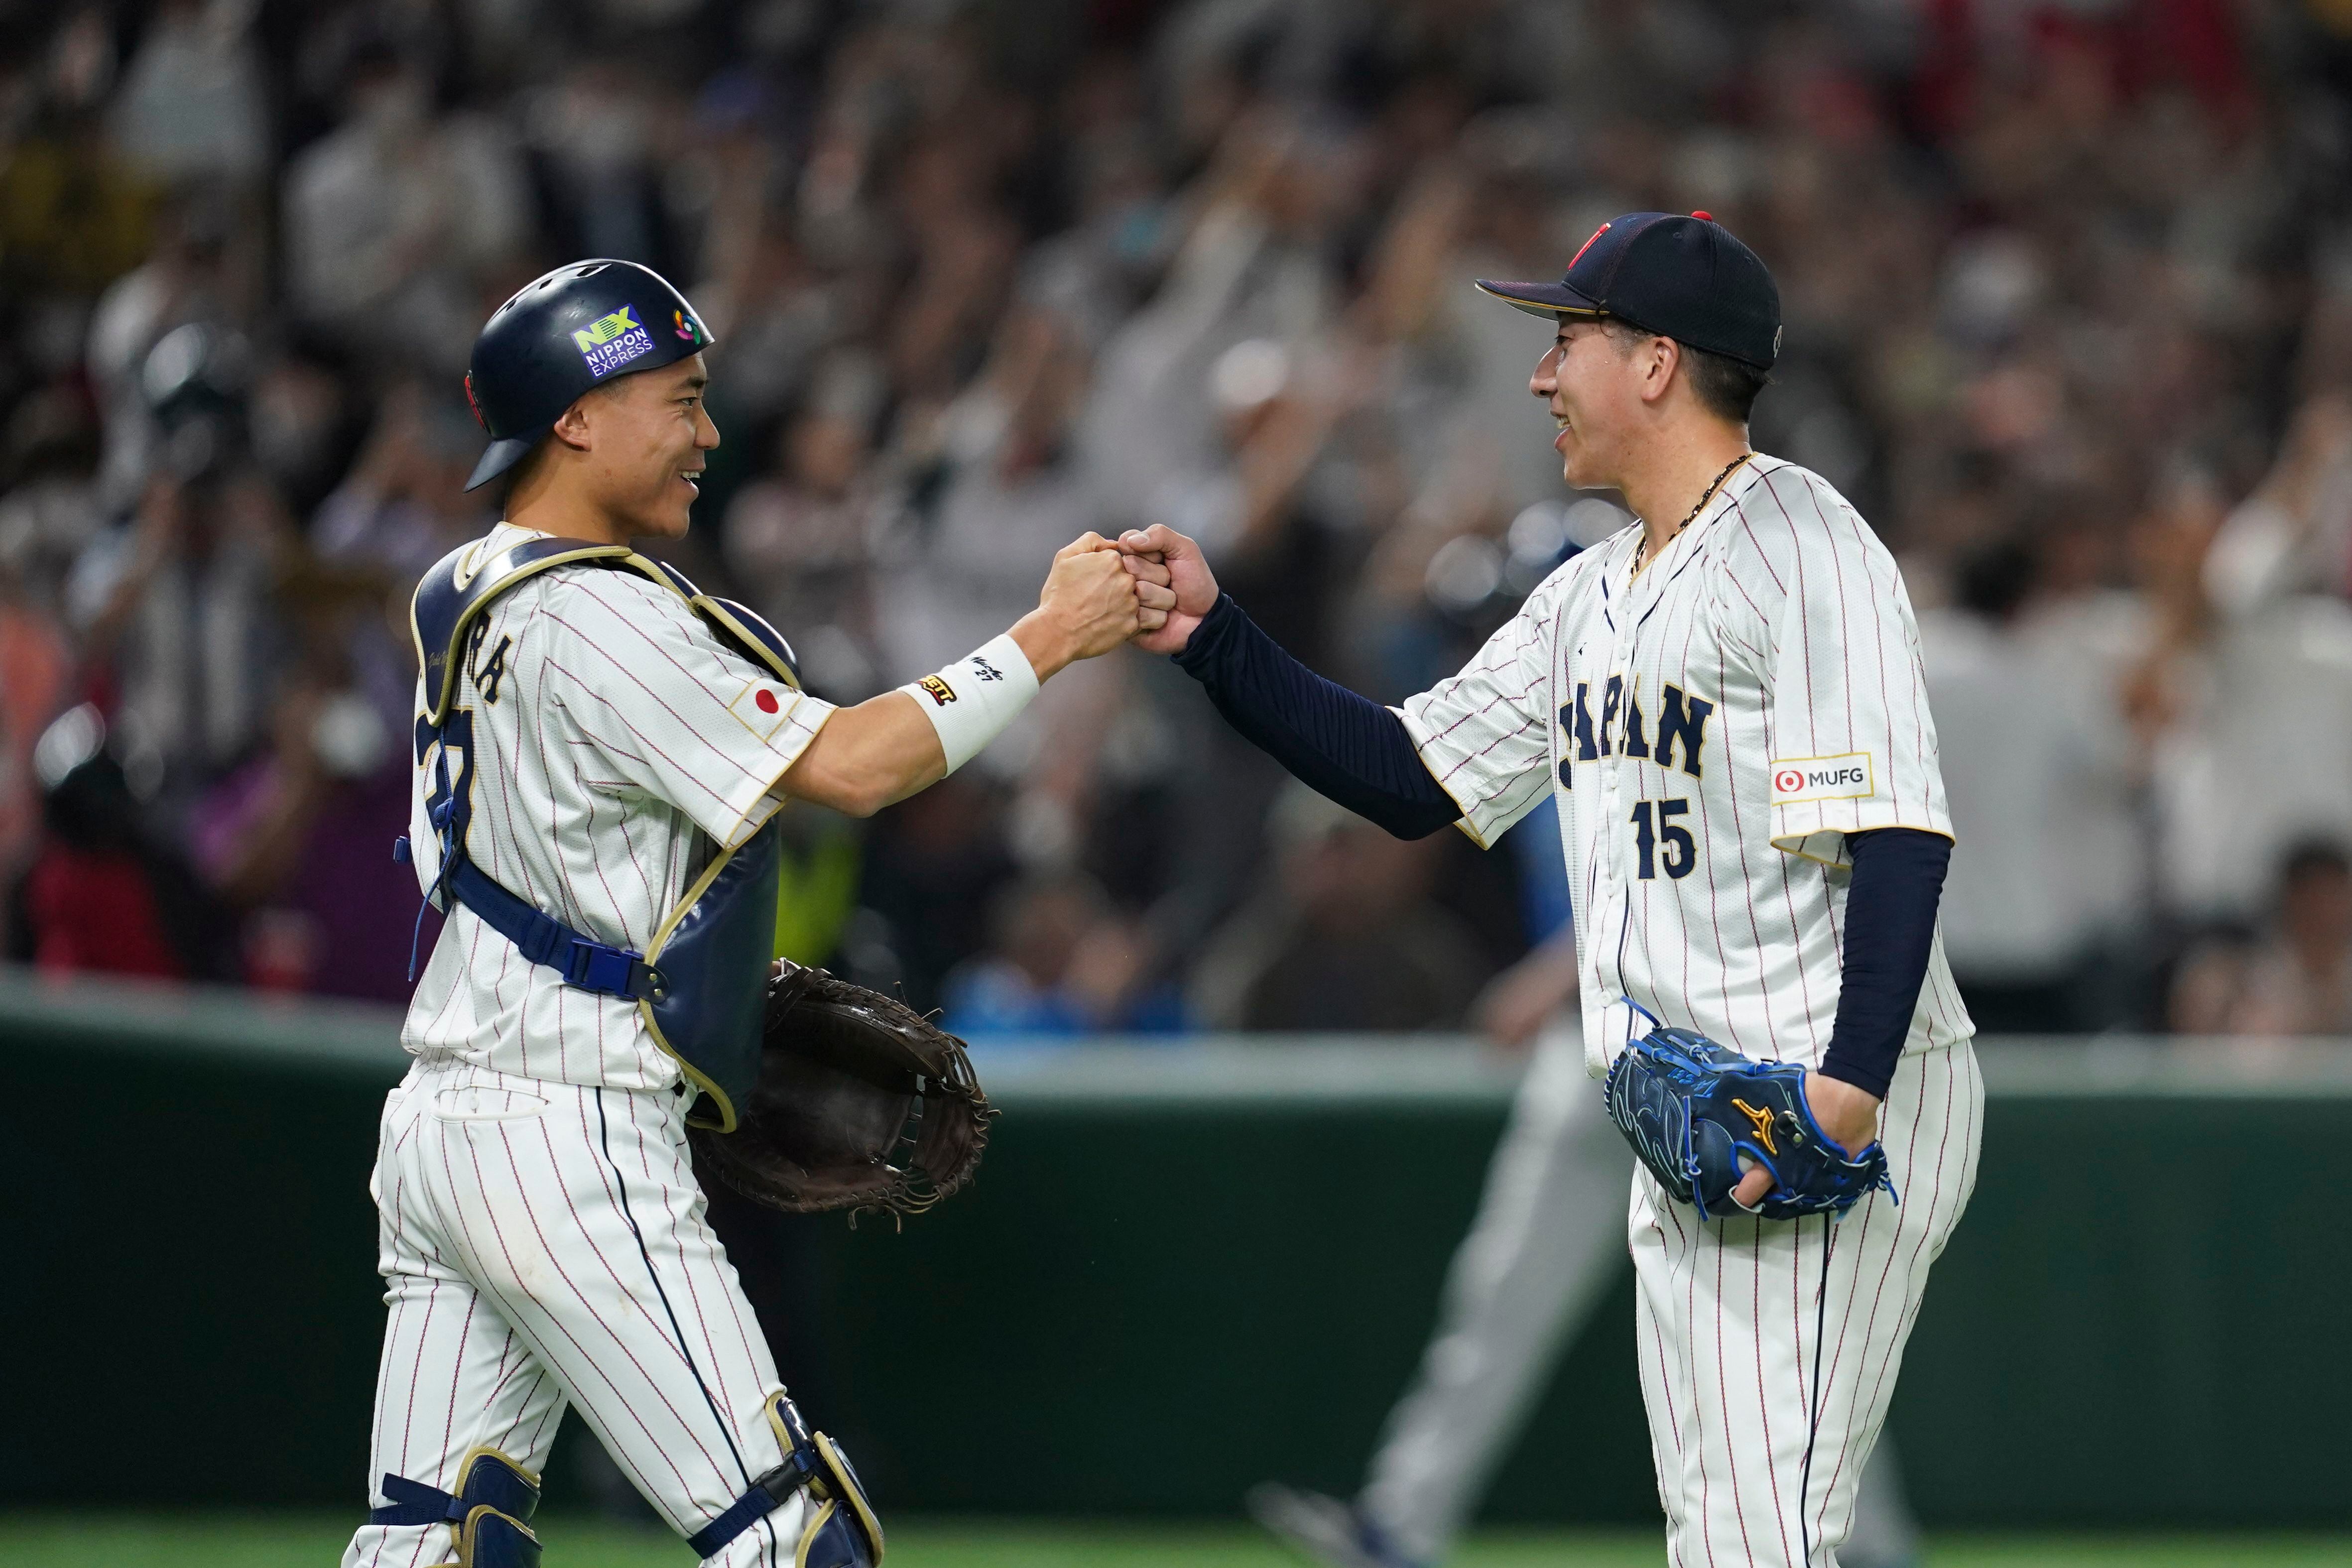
[1631,1038,1983,1568]
[341,1060,809,1568]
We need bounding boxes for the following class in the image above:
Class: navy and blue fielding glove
[1604,1016,1898,1222]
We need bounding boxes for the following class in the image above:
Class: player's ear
[1642,336,1681,407]
[547,392,599,455]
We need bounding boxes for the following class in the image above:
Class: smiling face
[1529,317,1662,492]
[561,354,719,539]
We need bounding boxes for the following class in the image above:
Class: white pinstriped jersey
[1399,455,1972,1072]
[402,522,836,1089]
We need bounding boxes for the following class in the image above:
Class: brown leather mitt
[690,958,995,1220]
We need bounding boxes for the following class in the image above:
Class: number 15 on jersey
[1630,797,1695,879]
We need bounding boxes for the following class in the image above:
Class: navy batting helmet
[462,259,716,491]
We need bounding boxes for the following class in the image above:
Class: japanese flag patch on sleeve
[730,677,797,743]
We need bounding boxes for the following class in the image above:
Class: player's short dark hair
[1600,318,1771,426]
[1683,344,1771,424]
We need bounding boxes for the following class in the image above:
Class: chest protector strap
[400,533,803,1132]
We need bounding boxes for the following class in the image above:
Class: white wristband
[897,633,1040,773]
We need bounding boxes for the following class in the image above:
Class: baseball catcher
[348,256,1162,1568]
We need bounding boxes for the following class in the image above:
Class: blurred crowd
[6,0,2352,1042]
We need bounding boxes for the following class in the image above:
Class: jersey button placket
[1602,615,1639,894]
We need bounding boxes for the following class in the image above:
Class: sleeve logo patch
[918,675,957,706]
[1768,752,1873,805]
[729,679,792,741]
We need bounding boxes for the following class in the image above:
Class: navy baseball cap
[1476,212,1781,370]
[463,259,715,490]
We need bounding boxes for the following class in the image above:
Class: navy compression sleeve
[1819,828,1953,1100]
[1171,594,1461,840]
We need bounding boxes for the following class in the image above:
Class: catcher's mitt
[1604,1019,1896,1222]
[690,958,995,1221]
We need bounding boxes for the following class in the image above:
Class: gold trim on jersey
[680,588,803,692]
[1769,821,1957,868]
[1400,748,1482,846]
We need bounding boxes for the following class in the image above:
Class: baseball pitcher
[1120,213,1980,1568]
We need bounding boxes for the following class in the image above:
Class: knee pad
[440,1503,540,1568]
[372,1447,542,1568]
[689,1391,881,1566]
[790,1429,881,1568]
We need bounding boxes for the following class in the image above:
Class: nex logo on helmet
[573,306,656,379]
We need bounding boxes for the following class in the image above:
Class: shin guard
[371,1447,543,1568]
[688,1391,881,1566]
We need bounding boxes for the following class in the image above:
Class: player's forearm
[1007,608,1089,682]
[780,620,1064,815]
[775,694,947,818]
[1819,828,1953,1099]
[1172,593,1461,840]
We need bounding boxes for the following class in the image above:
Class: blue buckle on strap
[687,1449,819,1560]
[563,937,663,999]
[445,849,664,1001]
[395,824,666,1002]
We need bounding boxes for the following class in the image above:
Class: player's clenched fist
[1011,532,1172,677]
[1115,524,1217,655]
[792,532,1177,815]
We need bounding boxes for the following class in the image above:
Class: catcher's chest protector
[408,534,801,1132]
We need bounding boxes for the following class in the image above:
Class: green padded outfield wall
[2,969,2347,1528]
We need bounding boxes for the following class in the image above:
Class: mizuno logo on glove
[1732,1098,1777,1154]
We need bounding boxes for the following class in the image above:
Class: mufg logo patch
[1767,752,1873,805]
[573,306,654,379]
